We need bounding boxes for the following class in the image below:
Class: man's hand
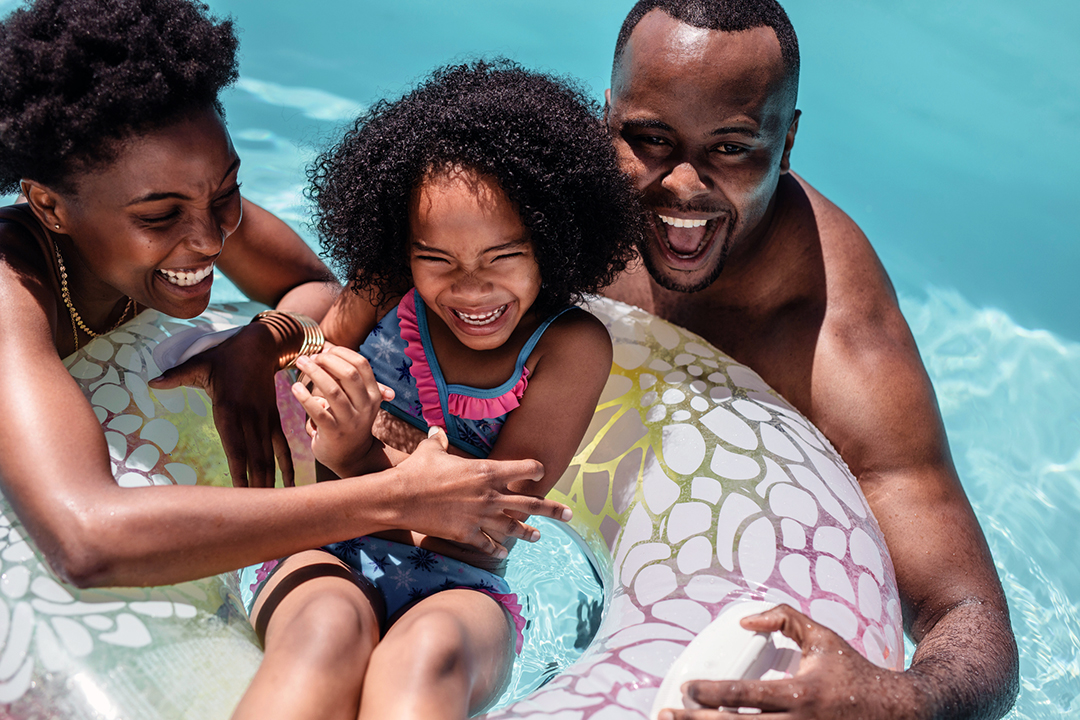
[149,323,292,488]
[390,426,573,559]
[661,604,921,720]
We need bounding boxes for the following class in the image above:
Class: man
[603,1,1018,718]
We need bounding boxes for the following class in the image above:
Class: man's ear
[20,179,67,232]
[603,88,613,125]
[780,110,801,174]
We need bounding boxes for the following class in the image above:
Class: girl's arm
[0,246,566,588]
[148,198,340,488]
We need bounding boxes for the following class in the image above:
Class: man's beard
[638,238,728,294]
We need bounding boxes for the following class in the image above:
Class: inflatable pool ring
[0,298,903,719]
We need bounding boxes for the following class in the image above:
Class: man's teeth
[658,214,708,228]
[159,266,213,287]
[455,305,507,326]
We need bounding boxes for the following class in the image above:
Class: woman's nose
[186,212,227,255]
[661,162,710,202]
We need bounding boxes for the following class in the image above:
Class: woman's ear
[20,179,67,232]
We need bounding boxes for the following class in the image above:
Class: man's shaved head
[612,0,799,109]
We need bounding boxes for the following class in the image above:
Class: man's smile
[651,213,725,263]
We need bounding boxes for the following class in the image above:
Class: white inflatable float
[0,298,903,719]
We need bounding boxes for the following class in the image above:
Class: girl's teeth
[455,305,507,326]
[159,266,213,287]
[658,214,708,228]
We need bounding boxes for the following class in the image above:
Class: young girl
[232,61,644,720]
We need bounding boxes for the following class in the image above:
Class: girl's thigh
[360,589,515,719]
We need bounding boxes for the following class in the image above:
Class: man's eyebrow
[710,126,761,139]
[619,118,675,133]
[125,157,242,206]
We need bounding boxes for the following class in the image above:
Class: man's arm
[665,186,1017,719]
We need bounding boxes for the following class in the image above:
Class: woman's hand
[149,322,290,488]
[291,345,393,477]
[389,427,572,559]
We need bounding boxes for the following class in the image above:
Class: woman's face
[55,106,243,319]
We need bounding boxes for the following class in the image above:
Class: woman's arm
[0,249,567,588]
[149,198,340,488]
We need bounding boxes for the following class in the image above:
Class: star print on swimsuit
[393,568,415,590]
[409,548,439,572]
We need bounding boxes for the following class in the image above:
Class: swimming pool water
[2,0,1076,716]
[496,517,604,710]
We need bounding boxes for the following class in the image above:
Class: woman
[0,0,567,590]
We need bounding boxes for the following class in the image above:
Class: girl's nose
[451,269,493,296]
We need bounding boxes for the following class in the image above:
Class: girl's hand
[391,427,572,559]
[149,322,291,488]
[291,345,393,477]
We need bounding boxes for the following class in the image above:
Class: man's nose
[661,162,709,201]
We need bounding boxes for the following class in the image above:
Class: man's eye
[714,143,747,155]
[494,252,524,262]
[637,135,669,146]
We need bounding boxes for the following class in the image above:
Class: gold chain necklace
[51,238,135,351]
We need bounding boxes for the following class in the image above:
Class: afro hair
[309,59,644,315]
[0,0,239,194]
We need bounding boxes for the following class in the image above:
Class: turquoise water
[2,0,1077,716]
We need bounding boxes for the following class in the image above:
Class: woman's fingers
[270,423,295,487]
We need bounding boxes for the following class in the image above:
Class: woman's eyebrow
[125,158,242,206]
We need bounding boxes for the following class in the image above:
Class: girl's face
[44,106,243,319]
[408,169,541,352]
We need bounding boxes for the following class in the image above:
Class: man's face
[606,10,799,293]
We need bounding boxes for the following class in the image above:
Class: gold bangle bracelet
[252,310,325,371]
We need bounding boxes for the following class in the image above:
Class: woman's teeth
[454,305,507,326]
[658,214,709,228]
[159,265,213,287]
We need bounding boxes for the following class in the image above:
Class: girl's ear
[20,179,68,232]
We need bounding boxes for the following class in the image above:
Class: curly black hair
[0,0,239,194]
[309,60,644,315]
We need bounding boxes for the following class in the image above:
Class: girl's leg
[232,549,385,720]
[357,589,515,720]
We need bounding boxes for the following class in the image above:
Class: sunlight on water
[902,288,1080,718]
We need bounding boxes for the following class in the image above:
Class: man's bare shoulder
[787,175,947,479]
